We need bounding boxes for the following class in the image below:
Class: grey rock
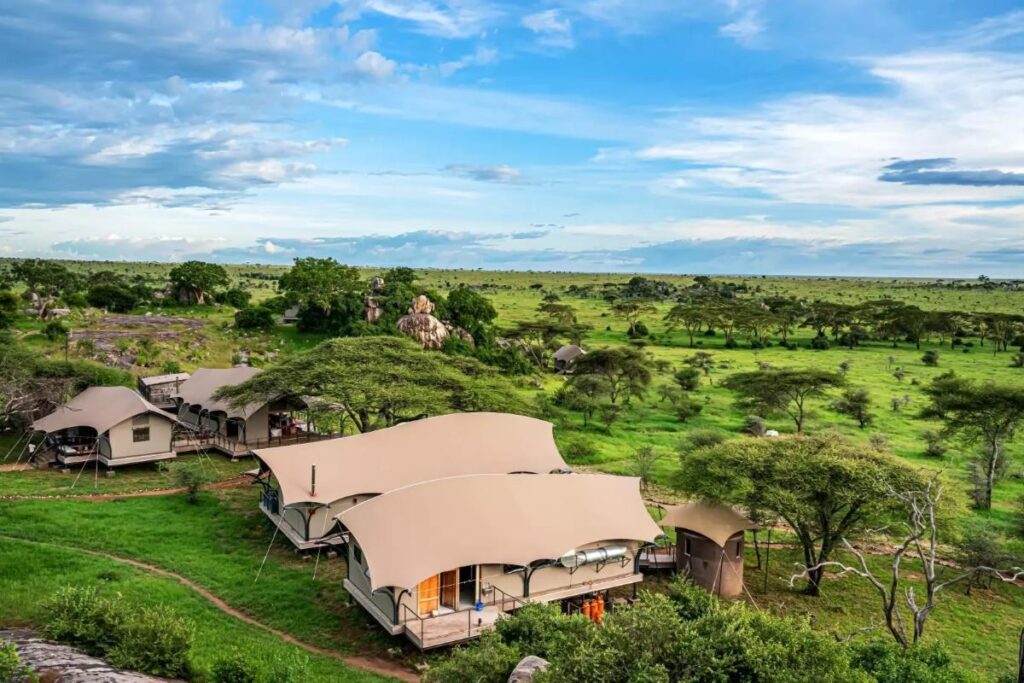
[0,629,171,682]
[508,655,549,683]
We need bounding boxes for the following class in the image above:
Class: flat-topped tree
[213,336,526,433]
[571,346,652,405]
[277,257,361,315]
[678,434,925,596]
[167,260,228,305]
[723,367,844,433]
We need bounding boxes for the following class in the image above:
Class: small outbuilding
[647,501,757,597]
[340,473,662,649]
[552,344,585,373]
[137,372,190,410]
[252,412,571,550]
[31,386,181,468]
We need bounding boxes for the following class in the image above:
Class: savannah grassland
[3,262,1024,680]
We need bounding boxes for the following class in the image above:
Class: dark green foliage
[43,320,68,342]
[165,460,214,503]
[666,575,717,620]
[673,394,703,422]
[573,346,652,404]
[423,632,522,683]
[210,649,309,683]
[167,261,229,305]
[832,387,874,428]
[741,414,767,436]
[681,429,725,451]
[673,366,701,391]
[493,603,591,660]
[446,286,497,340]
[723,367,845,433]
[849,640,972,683]
[922,350,940,367]
[561,436,597,461]
[235,306,276,330]
[11,259,82,297]
[43,586,194,680]
[220,288,252,309]
[86,283,138,312]
[0,289,18,328]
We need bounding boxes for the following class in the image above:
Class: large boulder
[508,656,549,683]
[0,629,166,682]
[397,312,449,349]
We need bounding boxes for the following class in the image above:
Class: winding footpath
[0,535,418,682]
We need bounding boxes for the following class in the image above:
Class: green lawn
[0,537,391,682]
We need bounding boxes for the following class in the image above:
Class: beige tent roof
[553,344,585,362]
[174,367,262,418]
[139,372,190,386]
[255,412,569,509]
[341,473,662,591]
[32,386,179,436]
[660,501,756,548]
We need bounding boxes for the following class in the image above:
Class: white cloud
[355,50,398,80]
[438,45,498,77]
[343,0,502,39]
[522,9,574,48]
[718,9,763,46]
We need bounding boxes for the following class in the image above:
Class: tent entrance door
[440,570,459,611]
[418,575,440,615]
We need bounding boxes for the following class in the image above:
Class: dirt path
[0,463,33,473]
[0,535,419,682]
[0,475,251,501]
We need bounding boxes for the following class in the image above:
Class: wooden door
[440,570,458,610]
[418,575,440,615]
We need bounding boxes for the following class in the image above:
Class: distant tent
[659,501,757,597]
[552,344,585,373]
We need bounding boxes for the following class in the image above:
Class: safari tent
[644,502,757,597]
[341,473,662,649]
[552,344,585,373]
[252,412,570,550]
[137,371,190,409]
[31,386,180,468]
[173,367,313,456]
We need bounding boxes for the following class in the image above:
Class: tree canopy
[677,434,924,596]
[167,261,229,305]
[213,336,528,433]
[571,346,652,404]
[723,367,845,432]
[277,257,361,315]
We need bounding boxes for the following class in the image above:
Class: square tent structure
[643,502,757,598]
[552,344,585,373]
[251,412,572,551]
[31,386,181,468]
[137,372,190,409]
[340,472,663,650]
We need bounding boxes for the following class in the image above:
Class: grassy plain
[5,262,1024,678]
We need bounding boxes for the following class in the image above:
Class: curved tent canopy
[173,367,262,418]
[32,386,179,436]
[340,473,662,592]
[660,501,757,548]
[255,412,570,509]
[553,344,585,362]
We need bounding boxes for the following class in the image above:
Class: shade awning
[660,501,756,548]
[254,412,570,509]
[173,367,262,418]
[32,386,180,436]
[340,473,662,592]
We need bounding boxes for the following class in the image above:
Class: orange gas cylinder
[582,599,592,620]
[596,594,605,619]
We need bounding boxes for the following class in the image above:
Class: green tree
[167,261,229,305]
[923,377,1024,510]
[214,337,525,433]
[611,299,656,337]
[235,306,276,330]
[558,374,610,426]
[86,282,138,312]
[664,301,707,347]
[631,445,661,492]
[277,257,360,315]
[677,434,923,596]
[831,387,874,428]
[723,367,844,433]
[446,286,497,340]
[572,347,652,405]
[0,289,18,328]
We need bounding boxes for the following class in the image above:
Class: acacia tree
[611,299,656,336]
[831,387,874,428]
[791,475,1023,648]
[277,257,361,315]
[922,377,1024,510]
[677,434,923,596]
[723,367,844,433]
[664,301,706,347]
[214,337,525,433]
[572,347,652,405]
[167,261,229,305]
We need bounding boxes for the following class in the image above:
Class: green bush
[849,640,972,683]
[165,459,214,503]
[107,606,194,680]
[43,586,194,679]
[682,429,725,451]
[562,437,598,461]
[423,631,521,683]
[0,641,36,682]
[235,306,276,330]
[210,648,309,683]
[43,586,124,657]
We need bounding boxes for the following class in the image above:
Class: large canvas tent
[658,501,757,597]
[340,472,662,649]
[32,386,180,467]
[252,412,571,549]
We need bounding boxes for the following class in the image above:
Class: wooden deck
[639,546,677,571]
[404,606,503,650]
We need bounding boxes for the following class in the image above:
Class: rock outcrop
[508,656,549,683]
[0,629,168,682]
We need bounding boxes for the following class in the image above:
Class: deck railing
[399,584,524,649]
[172,429,345,456]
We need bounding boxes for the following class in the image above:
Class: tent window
[735,541,742,560]
[133,426,150,443]
[132,414,150,426]
[683,537,692,556]
[353,544,364,566]
[503,565,522,574]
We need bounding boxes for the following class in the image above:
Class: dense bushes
[425,578,972,683]
[0,641,36,682]
[235,305,277,330]
[44,586,193,680]
[209,649,309,683]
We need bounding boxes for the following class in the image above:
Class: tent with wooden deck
[252,412,571,550]
[31,386,181,468]
[340,472,662,649]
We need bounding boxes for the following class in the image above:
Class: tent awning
[660,501,756,548]
[32,386,180,436]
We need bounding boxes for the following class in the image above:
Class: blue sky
[3,1,1024,276]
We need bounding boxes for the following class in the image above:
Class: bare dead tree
[790,474,1024,649]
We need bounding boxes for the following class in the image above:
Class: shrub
[166,459,214,503]
[922,429,947,459]
[868,433,889,451]
[740,415,767,437]
[673,366,701,392]
[849,640,971,683]
[0,641,35,683]
[493,603,590,661]
[107,606,194,680]
[627,321,649,338]
[682,429,725,451]
[562,437,597,461]
[423,631,521,683]
[87,283,138,312]
[922,350,939,366]
[235,306,276,330]
[809,334,830,350]
[666,576,717,620]
[673,395,703,423]
[43,320,68,342]
[211,649,309,683]
[221,288,252,309]
[43,586,124,657]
